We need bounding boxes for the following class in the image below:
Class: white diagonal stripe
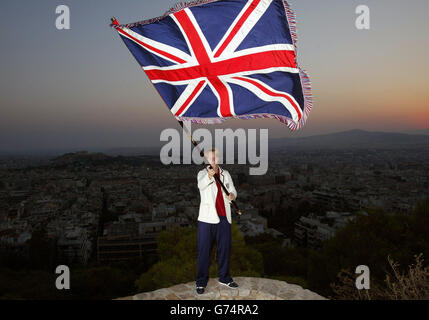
[227,75,301,122]
[184,8,214,59]
[119,26,193,64]
[223,66,299,78]
[144,61,199,72]
[170,13,199,64]
[213,0,254,54]
[171,79,207,115]
[207,78,236,117]
[214,0,272,58]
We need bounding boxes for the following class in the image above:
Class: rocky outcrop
[116,277,327,300]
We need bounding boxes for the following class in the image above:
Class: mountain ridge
[269,129,429,150]
[2,129,429,156]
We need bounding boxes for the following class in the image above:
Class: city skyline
[1,0,428,153]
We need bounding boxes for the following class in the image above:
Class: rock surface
[116,277,327,300]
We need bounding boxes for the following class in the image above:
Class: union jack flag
[111,0,312,130]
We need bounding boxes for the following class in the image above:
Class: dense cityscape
[1,146,428,266]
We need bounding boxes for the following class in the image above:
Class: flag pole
[178,121,243,216]
[110,17,242,216]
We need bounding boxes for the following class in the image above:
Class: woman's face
[207,150,219,166]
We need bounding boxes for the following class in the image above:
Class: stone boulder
[116,277,327,300]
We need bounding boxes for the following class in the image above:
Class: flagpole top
[111,17,119,26]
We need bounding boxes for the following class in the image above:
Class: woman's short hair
[205,147,218,156]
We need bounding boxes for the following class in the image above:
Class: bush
[135,223,263,292]
[331,253,429,300]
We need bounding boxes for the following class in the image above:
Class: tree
[306,196,429,297]
[245,233,307,278]
[28,228,57,271]
[135,223,263,292]
[69,266,135,299]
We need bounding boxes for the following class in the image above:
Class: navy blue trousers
[196,216,233,287]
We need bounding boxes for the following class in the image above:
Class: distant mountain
[52,151,111,164]
[270,129,429,150]
[50,150,162,168]
[104,146,160,156]
[402,128,429,136]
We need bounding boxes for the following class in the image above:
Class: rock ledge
[116,277,327,300]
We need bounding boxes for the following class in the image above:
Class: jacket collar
[212,165,225,183]
[218,166,224,183]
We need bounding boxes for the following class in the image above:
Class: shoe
[196,286,205,294]
[218,280,239,288]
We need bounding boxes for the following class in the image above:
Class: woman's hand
[207,165,215,180]
[228,193,236,201]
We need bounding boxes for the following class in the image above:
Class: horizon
[1,0,429,153]
[1,127,428,156]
